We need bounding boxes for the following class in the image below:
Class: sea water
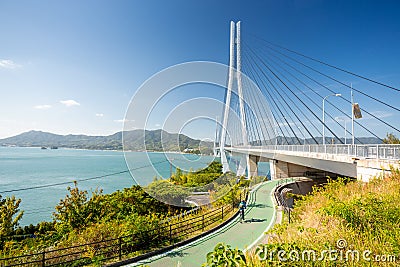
[0,147,269,226]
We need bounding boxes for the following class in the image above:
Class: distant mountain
[0,130,214,152]
[0,130,382,152]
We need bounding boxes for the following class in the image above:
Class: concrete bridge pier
[248,155,259,177]
[269,159,330,180]
[232,153,260,178]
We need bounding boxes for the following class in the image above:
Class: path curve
[126,180,279,267]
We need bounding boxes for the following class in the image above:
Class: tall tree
[53,182,103,233]
[0,195,24,238]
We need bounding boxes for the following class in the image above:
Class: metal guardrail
[245,144,400,160]
[0,204,237,267]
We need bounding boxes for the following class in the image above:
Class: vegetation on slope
[204,168,400,266]
[1,184,175,258]
[0,161,245,265]
[170,161,223,187]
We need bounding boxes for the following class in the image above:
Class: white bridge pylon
[219,21,250,177]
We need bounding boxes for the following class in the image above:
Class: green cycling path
[128,180,279,267]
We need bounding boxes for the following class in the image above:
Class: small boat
[50,146,58,149]
[41,146,47,149]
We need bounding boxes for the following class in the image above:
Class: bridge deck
[126,181,279,267]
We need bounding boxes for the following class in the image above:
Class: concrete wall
[270,160,337,180]
[278,178,329,208]
[356,158,400,182]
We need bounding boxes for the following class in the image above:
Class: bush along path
[126,180,280,267]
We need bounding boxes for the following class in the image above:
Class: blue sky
[1,0,399,139]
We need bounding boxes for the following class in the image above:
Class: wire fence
[0,200,243,267]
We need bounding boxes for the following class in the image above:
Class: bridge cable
[259,40,400,113]
[245,43,324,141]
[243,52,296,144]
[257,47,368,143]
[252,42,386,141]
[253,40,400,135]
[242,73,274,144]
[243,52,299,144]
[248,38,396,139]
[242,52,288,143]
[246,43,333,144]
[244,52,303,144]
[241,75,267,144]
[248,33,400,93]
[251,44,356,141]
[258,53,328,137]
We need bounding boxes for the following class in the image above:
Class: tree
[171,167,183,184]
[0,195,24,238]
[383,133,400,144]
[53,182,103,233]
[146,180,190,206]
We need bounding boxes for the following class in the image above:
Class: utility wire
[0,159,169,194]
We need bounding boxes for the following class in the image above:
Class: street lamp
[322,93,341,145]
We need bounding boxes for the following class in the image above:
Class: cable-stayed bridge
[218,21,400,181]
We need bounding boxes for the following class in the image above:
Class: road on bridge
[127,180,279,267]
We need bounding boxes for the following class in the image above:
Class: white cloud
[34,104,52,110]
[114,119,135,123]
[0,59,21,69]
[95,113,104,117]
[369,110,392,119]
[60,100,80,107]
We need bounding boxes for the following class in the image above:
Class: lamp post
[322,93,341,145]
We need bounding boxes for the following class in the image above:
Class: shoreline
[0,145,209,155]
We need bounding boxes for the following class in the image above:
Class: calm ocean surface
[0,147,217,226]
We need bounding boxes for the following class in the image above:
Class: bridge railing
[251,144,400,160]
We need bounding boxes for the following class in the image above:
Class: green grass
[246,168,400,266]
[203,169,400,266]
